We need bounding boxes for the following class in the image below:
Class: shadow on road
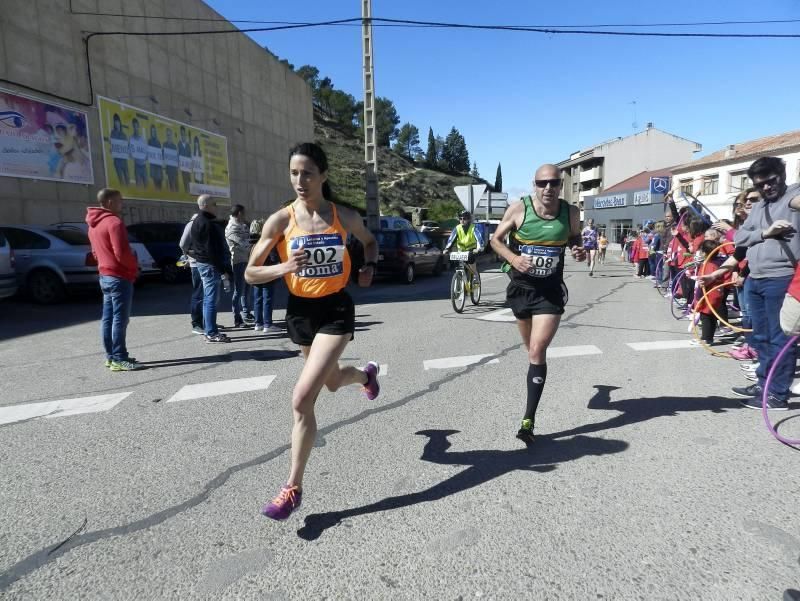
[297,384,741,541]
[138,349,300,368]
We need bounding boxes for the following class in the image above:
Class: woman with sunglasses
[490,164,586,444]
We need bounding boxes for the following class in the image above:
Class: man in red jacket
[86,188,143,371]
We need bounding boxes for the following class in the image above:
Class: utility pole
[362,0,379,230]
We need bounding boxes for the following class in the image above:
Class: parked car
[50,222,160,284]
[0,225,99,303]
[361,216,415,231]
[126,221,188,283]
[419,220,441,233]
[351,229,444,284]
[0,229,18,300]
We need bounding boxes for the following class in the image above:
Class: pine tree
[494,163,503,192]
[425,127,436,167]
[471,162,480,178]
[443,127,469,173]
[394,123,421,159]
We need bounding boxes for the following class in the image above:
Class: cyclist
[443,211,485,281]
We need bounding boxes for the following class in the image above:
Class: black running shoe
[740,394,789,411]
[731,383,762,398]
[516,419,535,445]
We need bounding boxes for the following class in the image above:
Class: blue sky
[207,0,800,200]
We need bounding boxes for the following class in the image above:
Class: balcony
[579,187,600,198]
[580,167,602,183]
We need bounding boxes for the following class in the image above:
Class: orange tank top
[278,203,351,298]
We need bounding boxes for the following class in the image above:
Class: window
[417,232,432,247]
[375,231,399,248]
[46,230,90,245]
[679,179,694,196]
[729,171,751,193]
[572,183,578,194]
[702,175,719,195]
[403,230,421,248]
[0,228,50,250]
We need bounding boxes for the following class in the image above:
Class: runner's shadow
[296,429,627,541]
[140,349,299,368]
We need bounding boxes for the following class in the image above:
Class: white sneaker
[254,325,263,332]
[263,325,283,334]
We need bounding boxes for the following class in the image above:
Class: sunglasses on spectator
[535,179,562,188]
[745,196,760,202]
[753,176,779,189]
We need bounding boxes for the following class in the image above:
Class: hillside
[313,110,488,220]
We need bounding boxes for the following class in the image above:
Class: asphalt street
[1,255,799,600]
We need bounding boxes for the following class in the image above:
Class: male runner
[490,164,587,444]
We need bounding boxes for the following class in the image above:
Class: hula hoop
[762,335,800,447]
[698,243,752,333]
[691,316,733,358]
[670,262,699,320]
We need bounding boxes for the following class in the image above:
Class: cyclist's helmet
[459,210,472,219]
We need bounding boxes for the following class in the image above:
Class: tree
[494,163,503,192]
[328,90,359,133]
[471,162,480,178]
[355,96,401,147]
[434,135,447,171]
[296,65,320,91]
[425,127,436,167]
[442,127,469,173]
[394,123,421,159]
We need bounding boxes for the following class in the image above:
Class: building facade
[583,170,672,243]
[670,130,800,221]
[557,124,702,216]
[0,0,314,225]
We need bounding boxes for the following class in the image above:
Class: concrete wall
[0,0,314,225]
[598,128,700,190]
[671,149,800,221]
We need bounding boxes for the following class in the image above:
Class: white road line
[0,392,132,426]
[166,375,276,403]
[547,345,603,358]
[479,308,515,322]
[379,364,389,376]
[627,340,695,351]
[423,354,500,370]
[481,273,506,282]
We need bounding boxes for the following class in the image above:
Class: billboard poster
[98,96,230,202]
[0,88,93,184]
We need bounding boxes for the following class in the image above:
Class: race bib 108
[290,233,346,278]
[519,245,561,277]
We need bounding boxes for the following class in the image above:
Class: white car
[50,222,160,283]
[0,229,17,299]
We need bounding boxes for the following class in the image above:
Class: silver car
[0,229,17,299]
[0,225,99,304]
[50,222,160,283]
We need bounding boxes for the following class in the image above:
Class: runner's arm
[568,206,586,261]
[489,202,523,266]
[245,210,298,285]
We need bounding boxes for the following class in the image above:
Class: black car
[351,229,444,284]
[126,222,188,283]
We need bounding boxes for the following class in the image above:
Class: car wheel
[27,269,66,304]
[161,261,180,283]
[404,263,415,284]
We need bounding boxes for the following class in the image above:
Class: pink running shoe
[362,361,381,400]
[729,344,757,361]
[261,484,302,520]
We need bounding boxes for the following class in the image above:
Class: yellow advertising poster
[97,96,230,202]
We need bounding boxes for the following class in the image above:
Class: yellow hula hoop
[691,313,734,359]
[698,242,753,333]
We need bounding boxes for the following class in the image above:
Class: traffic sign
[454,184,487,212]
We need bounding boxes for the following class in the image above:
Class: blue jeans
[253,283,274,327]
[196,263,221,336]
[99,275,134,362]
[749,275,795,399]
[739,277,752,342]
[190,266,204,328]
[231,262,250,323]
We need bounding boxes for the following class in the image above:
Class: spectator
[731,156,800,410]
[189,195,233,343]
[249,218,282,334]
[179,213,204,335]
[225,204,255,328]
[690,239,730,347]
[86,188,143,371]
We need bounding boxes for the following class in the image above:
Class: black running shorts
[286,290,355,346]
[506,279,569,318]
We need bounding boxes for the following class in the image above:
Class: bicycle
[449,251,481,313]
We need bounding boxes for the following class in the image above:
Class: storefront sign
[633,191,651,206]
[98,96,230,202]
[593,194,627,209]
[0,88,93,184]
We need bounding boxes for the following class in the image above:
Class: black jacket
[189,211,231,275]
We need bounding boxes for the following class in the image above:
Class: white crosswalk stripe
[379,364,389,376]
[423,354,500,370]
[166,375,276,403]
[0,392,132,426]
[627,340,696,351]
[547,345,603,358]
[478,308,515,322]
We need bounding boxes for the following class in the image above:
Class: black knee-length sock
[525,363,548,421]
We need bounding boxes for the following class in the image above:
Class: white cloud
[505,186,528,203]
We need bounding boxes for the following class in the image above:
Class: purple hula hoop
[762,335,800,447]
